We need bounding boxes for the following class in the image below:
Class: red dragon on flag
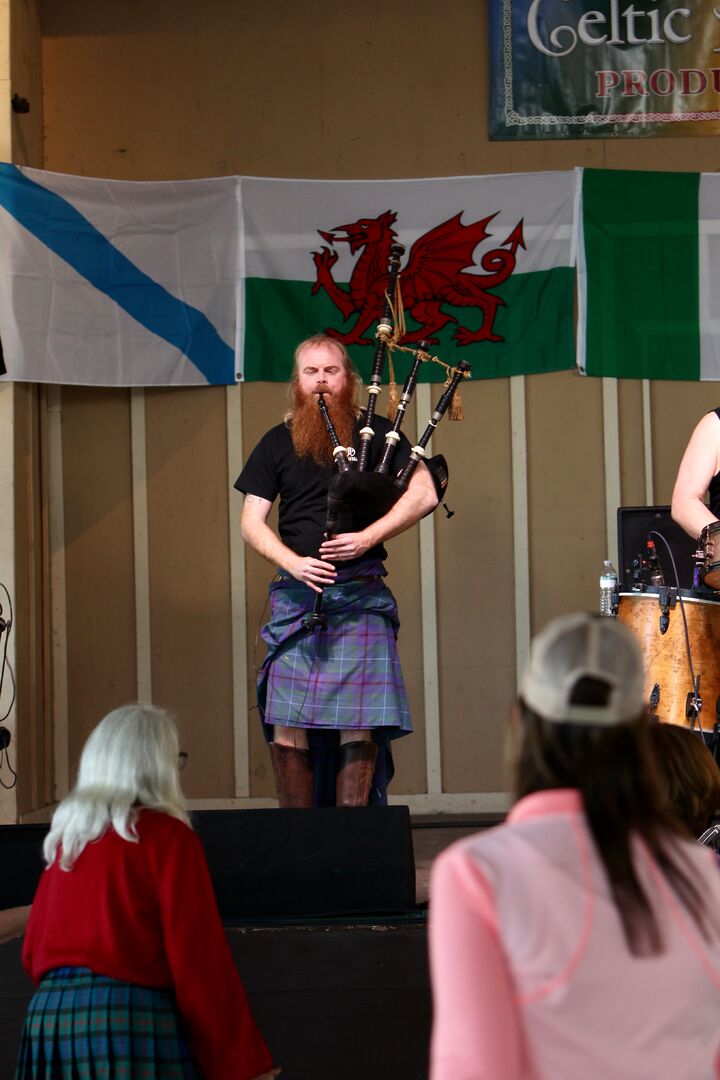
[311,209,525,347]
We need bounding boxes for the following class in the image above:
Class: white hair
[44,703,191,871]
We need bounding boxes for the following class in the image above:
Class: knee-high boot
[335,740,378,807]
[269,743,314,808]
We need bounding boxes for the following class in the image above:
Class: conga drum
[617,588,720,732]
[700,522,720,590]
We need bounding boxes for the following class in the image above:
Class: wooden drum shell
[617,590,720,732]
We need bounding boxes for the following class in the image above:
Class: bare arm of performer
[241,494,337,595]
[319,463,438,563]
[671,412,720,539]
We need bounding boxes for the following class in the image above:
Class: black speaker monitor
[617,506,697,591]
[0,806,416,921]
[0,824,49,908]
[193,805,416,920]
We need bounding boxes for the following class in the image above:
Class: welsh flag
[0,164,238,386]
[242,171,577,382]
[578,167,720,380]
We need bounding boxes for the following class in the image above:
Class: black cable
[0,744,16,789]
[0,582,14,720]
[0,583,17,787]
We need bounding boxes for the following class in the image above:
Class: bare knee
[273,726,309,750]
[339,730,373,745]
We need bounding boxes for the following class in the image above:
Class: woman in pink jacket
[429,613,720,1080]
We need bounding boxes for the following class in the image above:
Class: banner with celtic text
[489,0,720,138]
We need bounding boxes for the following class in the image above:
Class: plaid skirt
[258,559,412,736]
[15,967,203,1080]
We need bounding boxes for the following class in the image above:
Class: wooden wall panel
[13,384,49,813]
[527,371,606,632]
[61,388,136,770]
[145,386,235,797]
[7,0,45,819]
[618,380,647,508]
[10,0,42,168]
[377,394,426,796]
[651,383,717,506]
[239,381,287,798]
[434,378,515,792]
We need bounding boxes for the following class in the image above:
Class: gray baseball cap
[521,613,646,726]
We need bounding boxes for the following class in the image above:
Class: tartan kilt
[258,559,412,736]
[15,967,203,1080]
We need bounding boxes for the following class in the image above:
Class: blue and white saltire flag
[0,164,239,386]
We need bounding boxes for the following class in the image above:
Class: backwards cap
[520,613,646,726]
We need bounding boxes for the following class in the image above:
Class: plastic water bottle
[599,560,618,617]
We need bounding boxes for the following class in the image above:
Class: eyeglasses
[178,751,188,771]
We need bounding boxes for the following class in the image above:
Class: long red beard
[290,383,358,467]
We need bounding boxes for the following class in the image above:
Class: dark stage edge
[1,921,430,1080]
[0,813,501,1079]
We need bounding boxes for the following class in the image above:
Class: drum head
[702,564,720,590]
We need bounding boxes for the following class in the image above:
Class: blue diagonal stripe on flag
[0,163,235,385]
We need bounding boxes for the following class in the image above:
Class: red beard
[290,382,358,467]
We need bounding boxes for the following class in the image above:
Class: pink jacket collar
[508,788,583,824]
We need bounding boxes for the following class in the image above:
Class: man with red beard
[235,334,438,807]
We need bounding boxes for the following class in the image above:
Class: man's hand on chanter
[288,554,337,593]
[318,531,371,563]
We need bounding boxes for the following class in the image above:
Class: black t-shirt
[235,413,413,561]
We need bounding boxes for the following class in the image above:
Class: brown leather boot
[335,740,378,807]
[269,743,314,808]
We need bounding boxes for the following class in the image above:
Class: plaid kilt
[16,967,203,1080]
[258,559,412,737]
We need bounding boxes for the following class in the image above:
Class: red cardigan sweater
[22,809,272,1080]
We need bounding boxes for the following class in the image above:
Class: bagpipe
[319,242,471,539]
[304,244,470,631]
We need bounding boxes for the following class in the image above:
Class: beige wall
[6,0,719,817]
[1,0,45,821]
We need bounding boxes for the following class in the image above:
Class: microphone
[647,538,665,587]
[646,538,670,632]
[656,584,671,635]
[659,603,670,635]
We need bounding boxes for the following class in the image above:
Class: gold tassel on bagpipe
[387,362,400,423]
[377,277,470,423]
[448,377,464,421]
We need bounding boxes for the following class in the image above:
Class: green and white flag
[578,167,720,380]
[241,171,577,382]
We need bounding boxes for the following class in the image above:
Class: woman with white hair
[429,613,720,1079]
[16,704,276,1080]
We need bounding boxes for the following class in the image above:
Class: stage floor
[412,812,501,904]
